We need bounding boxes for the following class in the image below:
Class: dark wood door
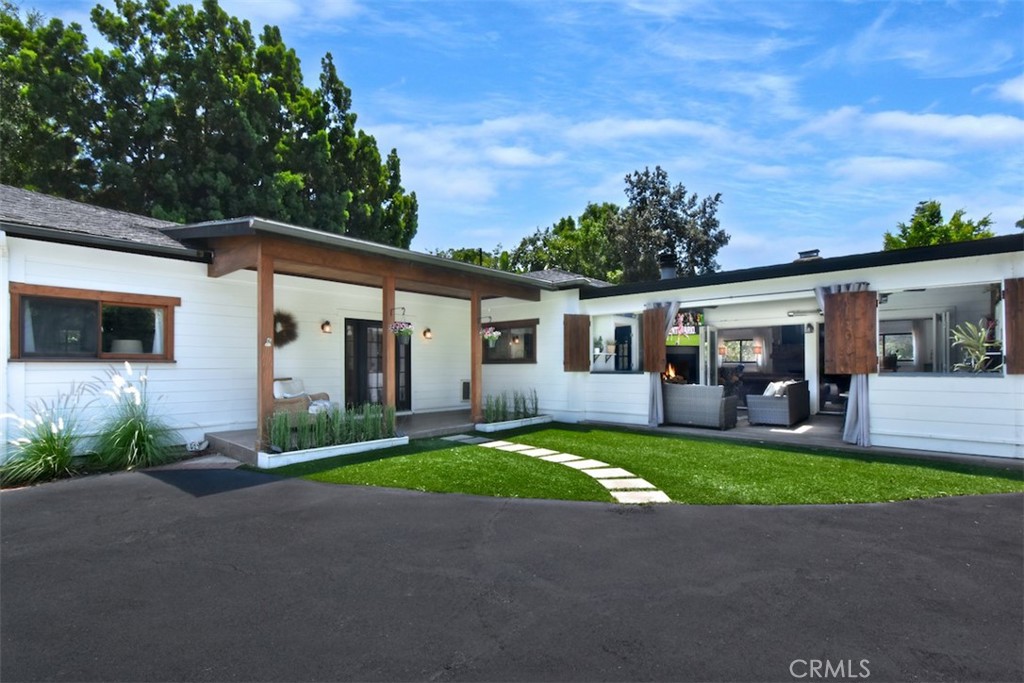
[345,319,411,410]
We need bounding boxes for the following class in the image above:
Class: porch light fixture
[753,344,763,362]
[718,344,727,360]
[512,334,520,344]
[422,328,433,340]
[805,323,814,334]
[321,320,332,334]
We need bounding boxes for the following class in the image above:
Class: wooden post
[470,290,483,423]
[256,247,275,451]
[382,275,396,408]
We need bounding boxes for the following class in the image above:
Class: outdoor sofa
[272,378,332,421]
[746,379,810,427]
[663,383,738,430]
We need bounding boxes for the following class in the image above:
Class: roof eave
[2,221,208,262]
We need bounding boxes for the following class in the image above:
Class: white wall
[869,374,1024,458]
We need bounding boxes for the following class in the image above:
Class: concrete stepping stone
[495,443,535,452]
[611,490,672,504]
[520,447,559,457]
[461,437,491,444]
[597,478,656,490]
[442,434,475,442]
[480,440,512,448]
[562,458,608,470]
[581,467,634,479]
[540,453,583,463]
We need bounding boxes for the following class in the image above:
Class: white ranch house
[2,185,1021,461]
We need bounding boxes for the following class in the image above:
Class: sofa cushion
[273,379,306,399]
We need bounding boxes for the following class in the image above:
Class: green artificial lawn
[268,425,1024,505]
[269,438,614,502]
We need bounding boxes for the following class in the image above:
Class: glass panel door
[345,319,411,410]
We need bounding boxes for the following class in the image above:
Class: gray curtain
[647,301,680,426]
[815,282,871,447]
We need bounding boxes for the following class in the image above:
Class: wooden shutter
[824,290,877,374]
[563,314,591,372]
[1005,278,1024,374]
[642,308,666,373]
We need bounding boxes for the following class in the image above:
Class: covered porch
[164,219,543,453]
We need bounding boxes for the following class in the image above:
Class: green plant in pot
[950,319,1002,372]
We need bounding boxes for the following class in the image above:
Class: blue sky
[30,0,1024,270]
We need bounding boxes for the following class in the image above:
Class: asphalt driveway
[1,469,1021,682]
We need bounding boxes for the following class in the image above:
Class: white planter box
[257,435,409,469]
[474,415,553,432]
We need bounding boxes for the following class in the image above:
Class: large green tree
[0,0,417,247]
[609,166,728,282]
[506,202,622,281]
[883,200,995,250]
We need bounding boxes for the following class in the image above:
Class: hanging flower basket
[480,326,501,348]
[390,320,413,343]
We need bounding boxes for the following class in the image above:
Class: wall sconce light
[512,334,520,344]
[422,328,433,340]
[264,337,273,348]
[805,323,815,334]
[321,320,332,334]
[718,345,727,360]
[753,344,763,362]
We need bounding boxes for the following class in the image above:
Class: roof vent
[795,249,821,262]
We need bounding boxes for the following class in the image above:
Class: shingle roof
[526,268,612,289]
[0,184,190,252]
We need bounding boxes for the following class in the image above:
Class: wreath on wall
[273,310,298,348]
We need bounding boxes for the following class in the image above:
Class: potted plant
[390,320,413,343]
[481,326,502,348]
[951,319,1003,372]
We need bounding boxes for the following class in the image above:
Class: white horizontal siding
[869,374,1024,458]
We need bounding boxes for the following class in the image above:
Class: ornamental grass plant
[1,384,92,487]
[91,363,180,471]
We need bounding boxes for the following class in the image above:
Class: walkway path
[443,434,671,504]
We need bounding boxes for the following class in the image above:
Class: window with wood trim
[483,319,538,364]
[10,283,180,361]
[563,314,590,372]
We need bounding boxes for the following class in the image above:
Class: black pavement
[1,469,1021,682]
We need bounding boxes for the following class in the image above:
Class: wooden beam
[209,236,259,278]
[263,236,541,301]
[470,290,483,423]
[382,276,396,408]
[255,246,275,451]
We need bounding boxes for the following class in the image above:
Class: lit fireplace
[662,362,687,384]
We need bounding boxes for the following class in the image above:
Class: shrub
[1,385,91,487]
[482,388,540,423]
[269,403,398,453]
[91,363,180,471]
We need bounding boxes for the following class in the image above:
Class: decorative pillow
[763,381,781,396]
[777,380,798,397]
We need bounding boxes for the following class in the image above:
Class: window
[880,333,913,361]
[11,283,179,361]
[722,339,759,363]
[483,319,537,364]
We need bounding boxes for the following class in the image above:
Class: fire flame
[662,363,676,381]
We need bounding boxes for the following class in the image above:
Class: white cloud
[484,146,562,167]
[866,111,1024,146]
[994,74,1024,104]
[565,117,731,146]
[830,156,950,183]
[845,4,1015,77]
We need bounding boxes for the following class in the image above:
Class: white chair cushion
[273,379,306,399]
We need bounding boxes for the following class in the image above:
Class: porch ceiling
[205,233,541,301]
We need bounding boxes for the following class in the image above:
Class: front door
[344,319,411,410]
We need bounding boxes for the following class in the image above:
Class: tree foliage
[609,166,728,282]
[505,202,622,281]
[883,200,995,250]
[0,0,417,247]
